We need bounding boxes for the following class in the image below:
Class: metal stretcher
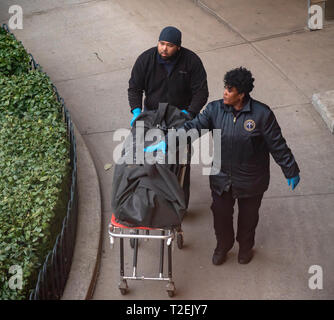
[108,163,187,298]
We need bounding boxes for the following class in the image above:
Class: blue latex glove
[287,175,300,190]
[144,141,166,154]
[130,107,141,126]
[181,109,188,115]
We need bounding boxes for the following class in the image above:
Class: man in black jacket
[146,67,300,265]
[128,26,208,124]
[129,26,209,208]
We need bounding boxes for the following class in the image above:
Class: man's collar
[156,48,181,64]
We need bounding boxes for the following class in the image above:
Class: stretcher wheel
[120,288,128,295]
[177,233,183,249]
[167,290,175,298]
[119,279,128,295]
[166,281,176,298]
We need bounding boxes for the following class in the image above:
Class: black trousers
[210,189,264,253]
[182,163,191,209]
[182,143,192,209]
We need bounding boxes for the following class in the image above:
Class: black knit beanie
[158,26,182,46]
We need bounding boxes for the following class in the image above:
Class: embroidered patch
[244,119,256,131]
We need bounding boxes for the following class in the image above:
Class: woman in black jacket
[145,67,300,265]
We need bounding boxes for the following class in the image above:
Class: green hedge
[0,27,31,77]
[0,27,71,300]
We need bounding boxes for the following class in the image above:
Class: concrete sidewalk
[2,0,334,299]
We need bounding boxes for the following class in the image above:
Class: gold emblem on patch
[244,119,256,131]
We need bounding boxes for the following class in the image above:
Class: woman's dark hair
[224,67,254,98]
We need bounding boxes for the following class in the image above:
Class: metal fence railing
[2,24,79,300]
[29,88,78,300]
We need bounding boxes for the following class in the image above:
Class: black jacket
[128,47,208,114]
[182,98,300,198]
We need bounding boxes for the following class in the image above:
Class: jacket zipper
[230,114,237,188]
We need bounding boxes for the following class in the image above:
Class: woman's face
[223,85,244,106]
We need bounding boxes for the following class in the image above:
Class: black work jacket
[182,98,300,198]
[128,47,208,114]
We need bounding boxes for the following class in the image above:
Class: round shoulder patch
[244,119,256,131]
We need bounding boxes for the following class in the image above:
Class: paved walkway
[2,0,334,299]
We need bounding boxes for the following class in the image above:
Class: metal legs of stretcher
[108,225,182,297]
[109,163,187,297]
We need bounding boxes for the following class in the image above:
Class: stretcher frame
[108,162,187,298]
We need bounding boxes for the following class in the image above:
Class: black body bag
[111,103,190,229]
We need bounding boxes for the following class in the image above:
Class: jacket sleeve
[182,102,213,133]
[188,56,209,114]
[262,109,300,178]
[128,55,145,111]
[167,102,214,152]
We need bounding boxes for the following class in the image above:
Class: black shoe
[212,249,227,265]
[238,249,253,264]
[212,239,234,265]
[212,242,232,265]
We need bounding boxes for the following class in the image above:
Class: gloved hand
[144,141,166,154]
[287,175,300,190]
[182,109,196,119]
[130,107,141,127]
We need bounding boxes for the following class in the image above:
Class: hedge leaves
[0,27,31,77]
[0,26,70,300]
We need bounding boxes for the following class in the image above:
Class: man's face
[223,85,244,106]
[158,41,180,59]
